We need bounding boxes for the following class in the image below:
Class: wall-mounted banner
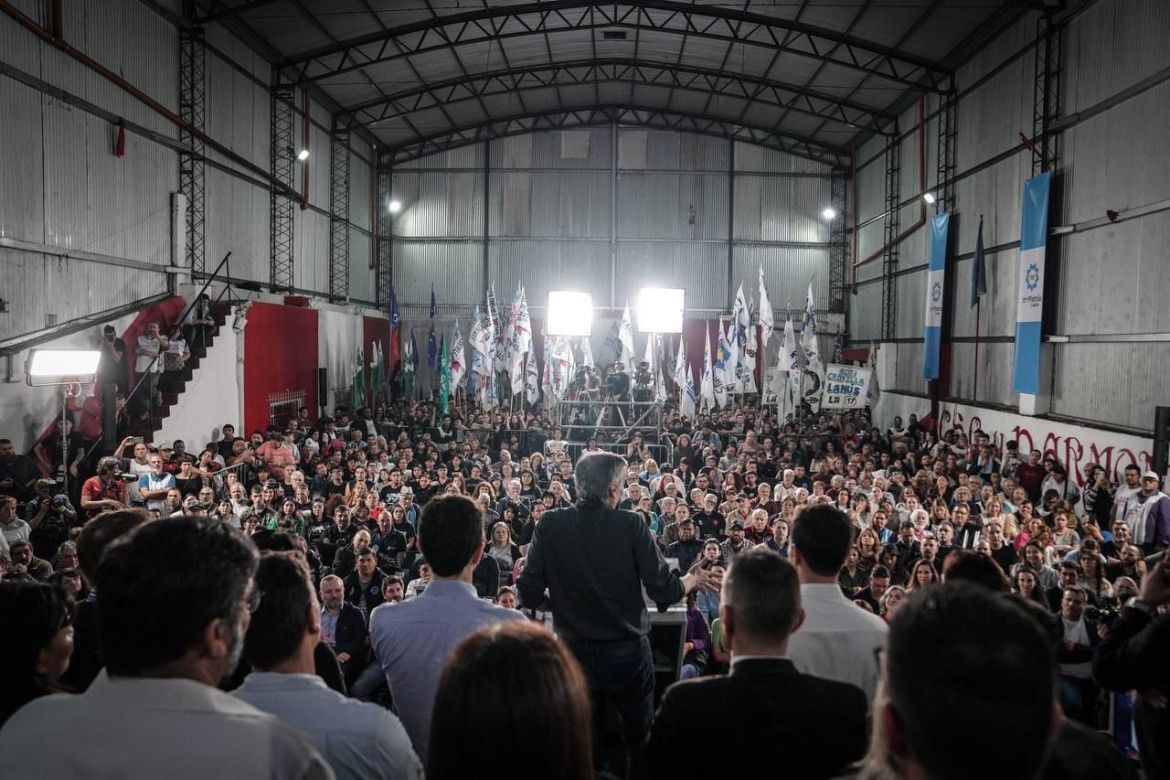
[821,363,872,409]
[922,212,949,380]
[1013,172,1051,395]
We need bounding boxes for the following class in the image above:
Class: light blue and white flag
[923,212,949,381]
[1013,172,1050,395]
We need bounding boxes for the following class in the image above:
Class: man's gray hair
[575,452,629,502]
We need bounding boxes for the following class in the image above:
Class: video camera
[1085,601,1122,627]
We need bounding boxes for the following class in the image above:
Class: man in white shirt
[133,321,167,419]
[1113,464,1142,527]
[1057,584,1102,725]
[234,551,421,780]
[0,516,331,780]
[786,503,888,705]
[138,453,176,513]
[370,495,525,759]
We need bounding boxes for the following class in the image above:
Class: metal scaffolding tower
[935,85,958,215]
[375,159,394,311]
[329,129,351,300]
[1032,13,1062,175]
[828,168,848,312]
[178,26,206,274]
[270,85,296,290]
[880,137,901,341]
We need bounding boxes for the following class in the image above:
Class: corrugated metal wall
[0,1,177,342]
[389,127,836,319]
[1,2,380,345]
[848,0,1170,433]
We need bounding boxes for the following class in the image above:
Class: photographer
[1094,554,1170,778]
[25,479,78,561]
[79,457,128,519]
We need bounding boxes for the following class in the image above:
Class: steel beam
[880,138,901,341]
[375,161,394,310]
[178,25,206,273]
[278,1,951,93]
[329,129,351,300]
[270,85,296,290]
[377,105,851,168]
[334,59,896,138]
[828,171,848,312]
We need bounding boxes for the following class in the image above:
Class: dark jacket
[327,602,368,664]
[517,498,685,643]
[646,657,867,779]
[344,568,386,615]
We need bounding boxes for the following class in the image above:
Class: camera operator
[582,365,601,402]
[605,362,631,402]
[79,457,129,520]
[632,360,653,402]
[1094,553,1170,778]
[25,479,78,561]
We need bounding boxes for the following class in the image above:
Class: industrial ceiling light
[546,291,593,337]
[296,149,310,161]
[822,207,837,220]
[923,192,937,204]
[388,200,402,214]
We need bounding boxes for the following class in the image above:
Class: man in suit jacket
[646,548,867,779]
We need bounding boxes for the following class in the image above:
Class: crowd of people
[1,330,1169,778]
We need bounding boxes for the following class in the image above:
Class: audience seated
[2,362,1162,778]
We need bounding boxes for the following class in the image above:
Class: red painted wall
[243,302,319,434]
[362,316,391,408]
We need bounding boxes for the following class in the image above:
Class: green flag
[350,346,365,411]
[371,341,384,392]
[438,334,450,417]
[403,330,417,400]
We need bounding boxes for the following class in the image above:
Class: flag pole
[973,299,981,403]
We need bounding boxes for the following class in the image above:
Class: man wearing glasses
[0,516,330,779]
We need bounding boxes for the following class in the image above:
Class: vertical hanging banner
[1012,172,1051,395]
[922,212,949,380]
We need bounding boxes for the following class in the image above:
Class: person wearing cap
[721,521,755,560]
[397,487,419,527]
[1122,471,1170,555]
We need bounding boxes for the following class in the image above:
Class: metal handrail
[82,252,233,463]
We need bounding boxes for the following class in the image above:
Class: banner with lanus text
[821,363,872,409]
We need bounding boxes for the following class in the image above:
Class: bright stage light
[546,291,593,336]
[923,192,936,204]
[26,349,102,385]
[822,207,837,220]
[636,287,684,333]
[296,149,310,162]
[388,200,402,214]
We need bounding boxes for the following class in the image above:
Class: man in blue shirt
[235,551,421,780]
[369,495,524,760]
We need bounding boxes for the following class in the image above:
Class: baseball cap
[1142,471,1161,481]
[400,486,414,495]
[729,520,744,530]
